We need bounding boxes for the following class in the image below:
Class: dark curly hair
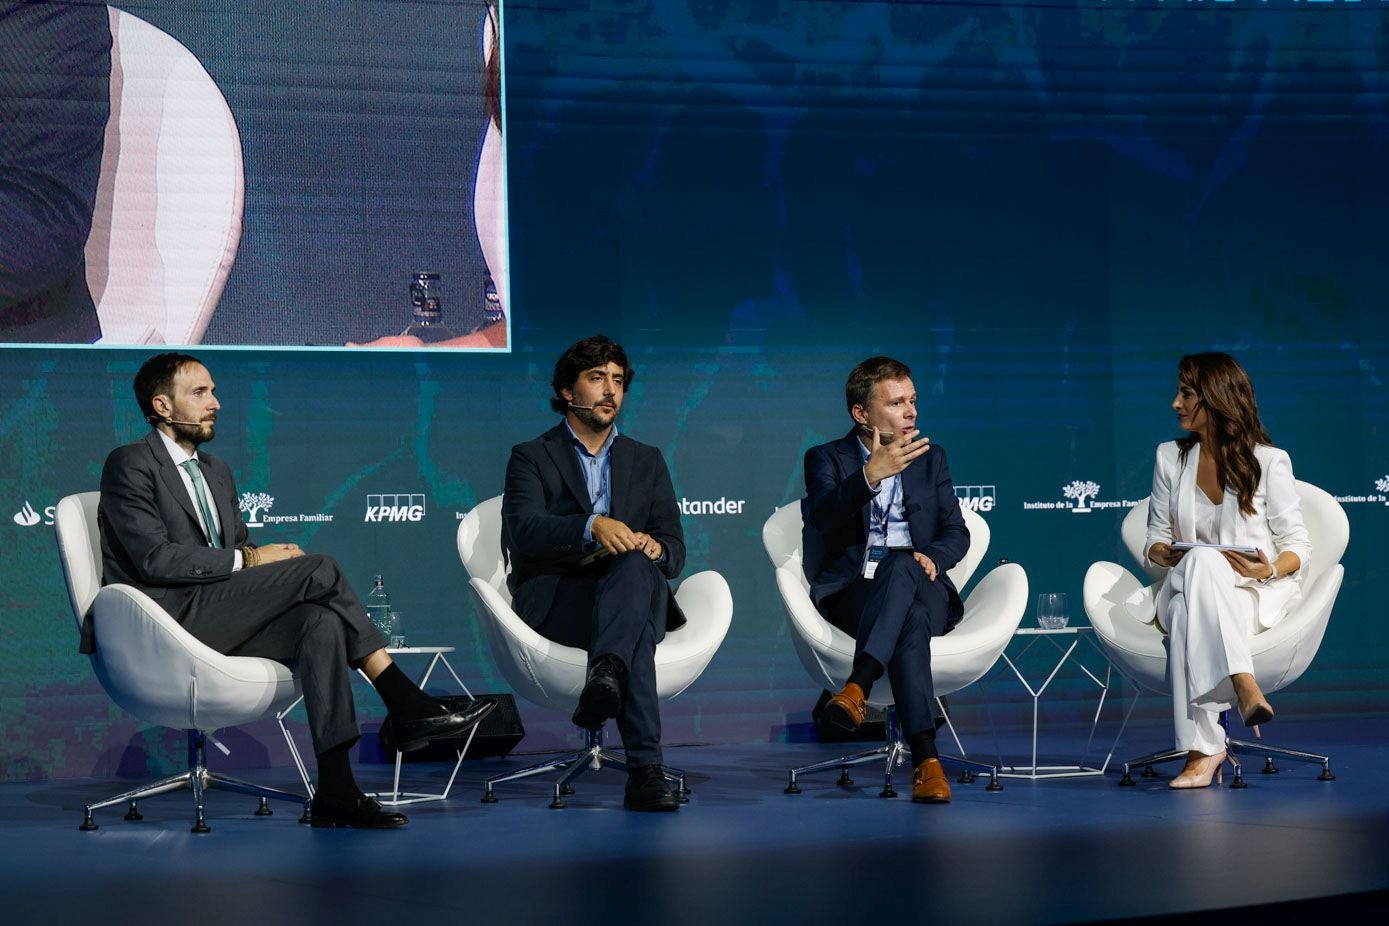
[550,335,633,413]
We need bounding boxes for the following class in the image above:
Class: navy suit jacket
[90,431,249,653]
[501,423,687,633]
[802,429,970,625]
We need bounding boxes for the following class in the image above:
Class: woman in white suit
[1143,353,1311,789]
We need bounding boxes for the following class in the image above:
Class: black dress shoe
[381,698,498,753]
[571,655,627,731]
[310,792,408,829]
[624,764,679,812]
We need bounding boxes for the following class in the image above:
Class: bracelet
[241,545,259,568]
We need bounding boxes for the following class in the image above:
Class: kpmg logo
[954,485,996,513]
[366,493,426,523]
[13,500,54,527]
[239,492,274,527]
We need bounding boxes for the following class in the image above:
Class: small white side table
[277,645,480,806]
[983,627,1132,779]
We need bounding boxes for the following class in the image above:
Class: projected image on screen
[0,0,509,350]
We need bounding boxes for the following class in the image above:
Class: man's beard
[572,403,616,432]
[172,419,215,446]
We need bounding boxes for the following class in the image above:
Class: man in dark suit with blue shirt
[802,356,969,804]
[502,334,686,812]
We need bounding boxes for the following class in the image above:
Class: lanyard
[870,476,899,542]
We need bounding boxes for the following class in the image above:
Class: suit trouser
[1163,547,1257,755]
[535,551,666,768]
[175,553,386,754]
[821,551,953,740]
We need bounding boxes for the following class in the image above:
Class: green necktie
[180,458,223,548]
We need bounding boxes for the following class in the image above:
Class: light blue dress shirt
[565,420,615,544]
[858,437,913,549]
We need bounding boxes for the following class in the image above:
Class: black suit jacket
[802,429,970,625]
[501,423,686,633]
[88,431,249,653]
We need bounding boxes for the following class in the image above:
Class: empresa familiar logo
[241,491,333,526]
[1333,476,1389,507]
[239,492,274,527]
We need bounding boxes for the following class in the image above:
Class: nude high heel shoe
[1233,673,1275,727]
[1169,751,1227,789]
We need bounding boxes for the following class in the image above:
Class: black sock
[909,728,939,768]
[316,742,360,799]
[371,662,441,720]
[847,654,884,698]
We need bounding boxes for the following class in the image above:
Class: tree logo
[1377,476,1389,504]
[1062,480,1101,513]
[239,492,274,527]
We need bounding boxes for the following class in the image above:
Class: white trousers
[1163,548,1257,755]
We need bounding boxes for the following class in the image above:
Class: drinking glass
[1036,593,1069,630]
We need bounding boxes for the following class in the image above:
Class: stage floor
[5,719,1389,924]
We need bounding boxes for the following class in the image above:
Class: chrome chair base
[784,706,1003,797]
[480,726,690,809]
[79,730,308,832]
[1117,712,1334,788]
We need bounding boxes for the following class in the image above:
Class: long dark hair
[1175,352,1271,516]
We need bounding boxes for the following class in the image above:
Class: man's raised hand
[864,426,931,488]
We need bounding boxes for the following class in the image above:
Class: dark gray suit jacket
[501,423,686,633]
[802,429,970,626]
[88,431,250,653]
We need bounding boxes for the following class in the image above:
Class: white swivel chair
[84,6,244,345]
[457,496,733,808]
[1083,482,1347,787]
[762,501,1029,796]
[55,493,306,831]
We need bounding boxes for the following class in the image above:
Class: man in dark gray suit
[96,353,493,828]
[502,335,686,811]
[802,356,970,803]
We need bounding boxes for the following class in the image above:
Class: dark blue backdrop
[1,0,1385,781]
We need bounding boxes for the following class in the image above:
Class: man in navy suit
[502,335,686,811]
[802,356,969,803]
[97,353,493,828]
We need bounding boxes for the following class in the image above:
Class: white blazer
[1135,440,1312,631]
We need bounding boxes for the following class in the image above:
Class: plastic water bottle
[401,271,458,343]
[366,575,393,642]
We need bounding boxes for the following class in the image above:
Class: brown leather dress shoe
[823,682,869,732]
[911,758,952,804]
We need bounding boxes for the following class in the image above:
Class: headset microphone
[147,415,211,427]
[567,403,597,411]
